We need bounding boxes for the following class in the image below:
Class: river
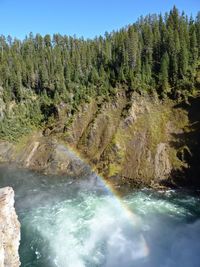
[0,164,200,267]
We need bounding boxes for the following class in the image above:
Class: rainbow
[64,143,150,259]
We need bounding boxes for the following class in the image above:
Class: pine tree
[159,52,170,94]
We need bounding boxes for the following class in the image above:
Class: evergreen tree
[159,52,170,94]
[0,6,199,107]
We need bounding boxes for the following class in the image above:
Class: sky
[0,0,199,40]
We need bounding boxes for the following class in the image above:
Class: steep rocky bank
[0,133,90,178]
[0,92,200,188]
[58,92,200,188]
[0,187,20,267]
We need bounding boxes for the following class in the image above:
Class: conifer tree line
[0,7,200,105]
[0,7,200,140]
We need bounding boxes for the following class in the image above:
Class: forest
[0,6,200,140]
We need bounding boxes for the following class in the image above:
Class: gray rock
[0,187,20,267]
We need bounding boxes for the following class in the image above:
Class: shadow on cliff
[168,96,200,188]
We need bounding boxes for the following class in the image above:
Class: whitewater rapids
[0,165,200,267]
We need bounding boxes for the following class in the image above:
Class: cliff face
[0,92,199,188]
[0,187,20,267]
[0,133,90,178]
[63,92,190,187]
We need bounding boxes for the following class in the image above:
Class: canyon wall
[0,92,199,188]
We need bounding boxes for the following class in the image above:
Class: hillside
[0,7,200,188]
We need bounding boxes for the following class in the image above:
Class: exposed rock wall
[0,133,90,178]
[0,187,20,267]
[63,92,189,187]
[0,92,198,188]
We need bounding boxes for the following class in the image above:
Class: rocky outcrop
[0,133,90,178]
[62,92,188,187]
[0,142,14,163]
[0,91,198,188]
[0,187,20,267]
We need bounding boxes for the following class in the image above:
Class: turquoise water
[0,164,200,267]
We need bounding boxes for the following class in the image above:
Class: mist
[0,164,200,267]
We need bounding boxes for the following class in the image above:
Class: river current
[0,164,200,267]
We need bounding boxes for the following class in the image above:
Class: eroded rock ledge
[0,187,20,267]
